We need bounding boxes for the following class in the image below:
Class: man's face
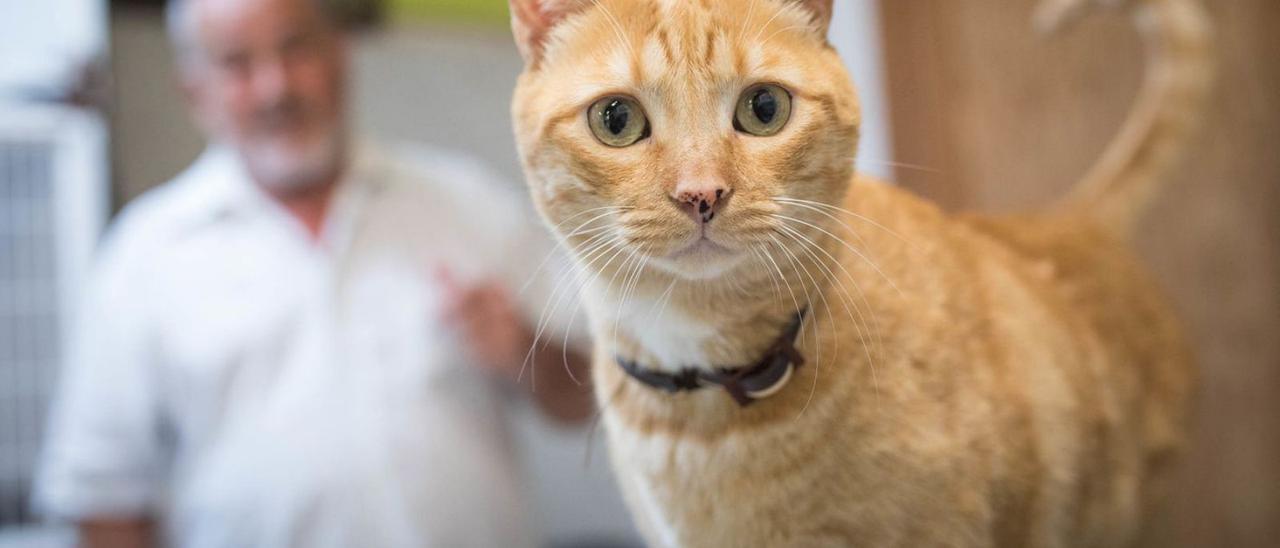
[183,0,348,192]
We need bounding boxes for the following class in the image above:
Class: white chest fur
[588,283,719,373]
[604,415,701,547]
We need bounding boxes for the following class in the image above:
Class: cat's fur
[507,0,1211,545]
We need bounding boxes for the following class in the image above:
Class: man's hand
[436,267,534,380]
[80,519,155,548]
[436,268,593,423]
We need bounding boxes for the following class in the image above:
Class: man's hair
[165,0,355,70]
[165,0,200,68]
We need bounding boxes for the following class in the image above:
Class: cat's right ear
[509,0,591,66]
[789,0,835,36]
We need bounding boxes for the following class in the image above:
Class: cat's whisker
[767,232,829,419]
[592,0,635,59]
[521,207,629,295]
[644,276,679,326]
[772,211,891,373]
[568,231,620,259]
[548,240,636,389]
[724,266,752,298]
[607,247,646,358]
[559,240,655,385]
[775,224,857,335]
[546,231,624,317]
[615,251,651,358]
[750,246,784,302]
[757,237,805,330]
[757,238,809,413]
[548,236,628,388]
[751,8,788,45]
[566,219,620,239]
[853,157,944,175]
[778,201,886,270]
[522,236,627,388]
[775,196,917,250]
[739,0,760,40]
[653,277,679,323]
[560,311,584,386]
[565,244,655,384]
[527,235,612,373]
[623,252,651,313]
[774,223,884,406]
[761,25,811,47]
[550,205,632,233]
[772,215,886,347]
[773,213,906,299]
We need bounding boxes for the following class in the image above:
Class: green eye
[588,96,650,147]
[734,83,792,137]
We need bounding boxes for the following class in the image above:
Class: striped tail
[1036,0,1215,235]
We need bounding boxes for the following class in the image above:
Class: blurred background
[0,0,1275,546]
[0,0,889,546]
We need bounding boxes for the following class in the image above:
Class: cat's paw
[1033,0,1130,34]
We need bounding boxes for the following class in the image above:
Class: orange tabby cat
[508,0,1211,545]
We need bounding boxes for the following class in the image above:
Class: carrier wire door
[0,105,107,527]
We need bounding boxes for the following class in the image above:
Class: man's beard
[242,126,347,194]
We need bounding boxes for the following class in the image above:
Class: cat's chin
[650,240,748,280]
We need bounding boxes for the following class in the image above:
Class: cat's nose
[671,181,731,223]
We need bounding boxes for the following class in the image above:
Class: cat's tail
[1036,0,1214,235]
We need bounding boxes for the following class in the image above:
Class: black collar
[615,309,808,407]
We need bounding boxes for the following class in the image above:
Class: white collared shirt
[35,142,581,547]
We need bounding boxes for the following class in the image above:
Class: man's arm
[79,519,156,548]
[437,270,595,424]
[514,325,595,424]
[35,224,167,544]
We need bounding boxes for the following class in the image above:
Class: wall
[880,0,1280,546]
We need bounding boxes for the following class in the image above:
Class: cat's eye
[588,96,651,148]
[734,84,793,137]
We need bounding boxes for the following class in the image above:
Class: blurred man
[33,0,593,546]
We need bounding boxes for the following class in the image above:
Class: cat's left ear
[509,0,593,66]
[790,0,834,35]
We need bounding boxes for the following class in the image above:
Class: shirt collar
[181,140,388,236]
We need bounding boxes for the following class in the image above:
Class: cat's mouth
[668,236,734,259]
[658,235,746,279]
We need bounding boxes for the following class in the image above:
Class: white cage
[0,104,107,526]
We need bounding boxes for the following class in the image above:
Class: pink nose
[672,182,731,223]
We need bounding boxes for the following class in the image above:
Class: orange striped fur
[508,0,1210,545]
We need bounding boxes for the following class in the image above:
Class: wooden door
[879,1,1280,546]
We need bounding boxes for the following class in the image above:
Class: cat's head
[510,0,859,282]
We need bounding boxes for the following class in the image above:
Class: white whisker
[773,212,906,299]
[522,236,628,387]
[854,157,944,175]
[593,0,635,59]
[607,247,645,357]
[757,237,804,323]
[767,232,828,419]
[775,196,916,249]
[740,0,760,39]
[751,246,784,302]
[752,7,788,44]
[774,222,883,406]
[522,207,629,295]
[762,25,810,46]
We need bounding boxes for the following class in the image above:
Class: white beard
[242,128,347,193]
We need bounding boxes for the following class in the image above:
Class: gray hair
[165,0,348,71]
[165,0,200,70]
